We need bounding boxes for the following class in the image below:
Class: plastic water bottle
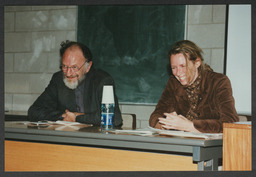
[101,86,115,130]
[101,103,115,130]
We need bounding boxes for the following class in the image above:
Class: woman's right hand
[154,121,163,129]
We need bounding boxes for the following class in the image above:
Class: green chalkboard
[77,5,185,104]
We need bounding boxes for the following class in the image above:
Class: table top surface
[5,121,222,148]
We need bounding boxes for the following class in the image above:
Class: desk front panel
[5,140,197,171]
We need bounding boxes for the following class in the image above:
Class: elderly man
[28,41,123,127]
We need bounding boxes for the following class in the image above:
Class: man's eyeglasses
[61,61,87,72]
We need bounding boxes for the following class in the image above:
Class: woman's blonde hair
[168,40,212,73]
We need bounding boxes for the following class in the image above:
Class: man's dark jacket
[28,67,123,127]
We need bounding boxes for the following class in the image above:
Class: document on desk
[24,121,51,126]
[112,129,155,136]
[54,121,81,125]
[24,121,79,126]
[25,121,86,126]
[113,127,222,139]
[24,121,93,131]
[148,126,223,140]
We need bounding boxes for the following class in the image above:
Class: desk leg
[193,146,222,171]
[197,158,218,171]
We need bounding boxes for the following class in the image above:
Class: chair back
[121,113,136,129]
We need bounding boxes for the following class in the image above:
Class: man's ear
[85,61,93,73]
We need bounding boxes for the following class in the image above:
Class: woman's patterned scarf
[184,73,202,121]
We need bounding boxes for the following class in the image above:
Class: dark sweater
[28,68,123,127]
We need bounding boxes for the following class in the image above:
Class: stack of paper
[113,129,154,136]
[148,126,223,139]
[112,127,223,139]
[24,121,93,131]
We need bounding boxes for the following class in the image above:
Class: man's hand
[62,109,84,122]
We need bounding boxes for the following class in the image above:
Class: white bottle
[101,86,115,130]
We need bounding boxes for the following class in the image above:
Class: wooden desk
[5,121,222,171]
[5,140,198,171]
[223,122,252,171]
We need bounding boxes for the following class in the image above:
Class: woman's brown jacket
[149,71,239,133]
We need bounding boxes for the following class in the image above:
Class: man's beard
[63,74,86,89]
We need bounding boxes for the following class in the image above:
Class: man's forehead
[63,46,85,63]
[65,45,83,55]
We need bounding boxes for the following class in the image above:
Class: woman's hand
[158,112,200,132]
[154,121,163,129]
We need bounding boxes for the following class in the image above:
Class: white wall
[226,5,251,115]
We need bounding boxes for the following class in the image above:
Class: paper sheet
[148,126,223,139]
[113,129,155,136]
[55,120,81,126]
[112,127,222,139]
[24,121,93,131]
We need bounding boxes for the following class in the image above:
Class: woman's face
[170,53,200,86]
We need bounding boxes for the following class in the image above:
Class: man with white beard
[28,41,123,127]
